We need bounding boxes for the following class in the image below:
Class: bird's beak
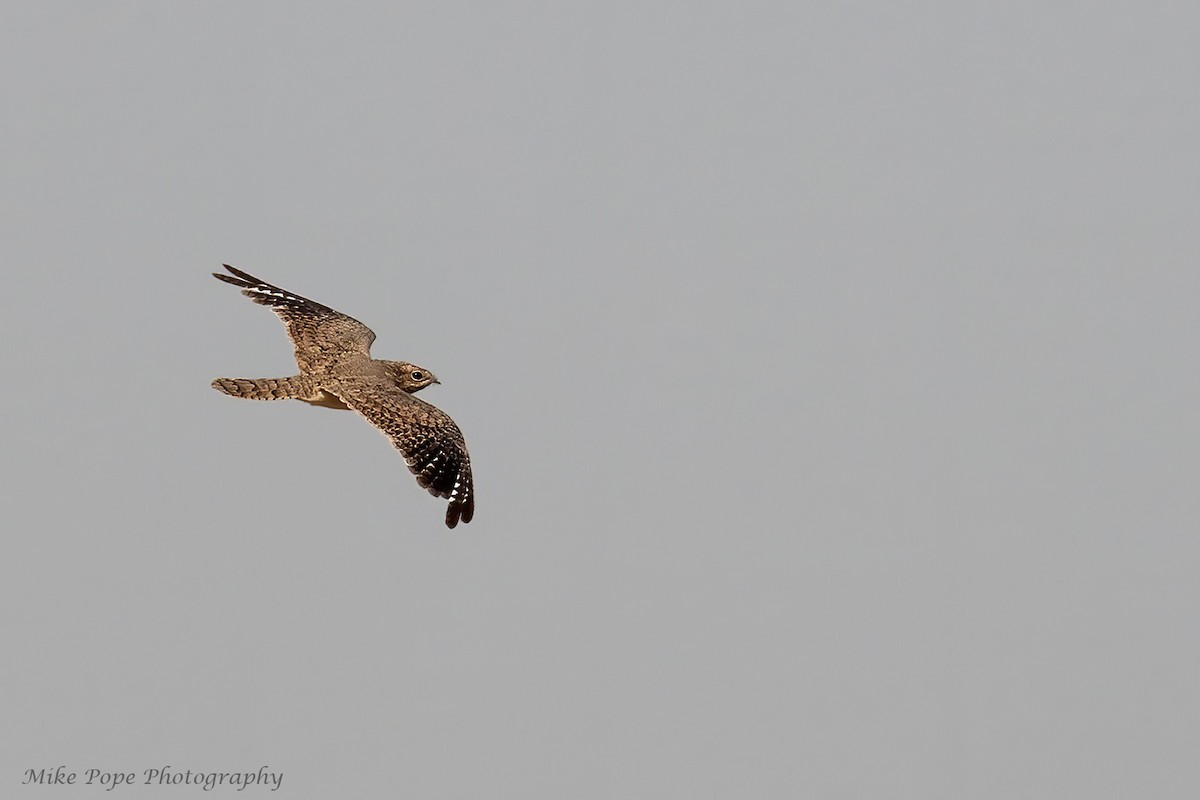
[433,378,442,385]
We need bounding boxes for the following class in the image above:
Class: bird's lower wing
[330,378,475,529]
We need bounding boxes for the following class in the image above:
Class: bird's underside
[211,264,475,529]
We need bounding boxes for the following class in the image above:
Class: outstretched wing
[213,264,376,371]
[330,377,475,529]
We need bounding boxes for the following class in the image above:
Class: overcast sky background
[2,2,1198,797]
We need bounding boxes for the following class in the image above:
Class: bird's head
[385,361,440,393]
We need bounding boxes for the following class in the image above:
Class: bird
[210,264,475,528]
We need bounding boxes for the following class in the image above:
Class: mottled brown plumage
[211,265,475,528]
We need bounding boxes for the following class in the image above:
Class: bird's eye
[411,371,424,381]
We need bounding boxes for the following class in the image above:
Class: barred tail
[211,376,315,401]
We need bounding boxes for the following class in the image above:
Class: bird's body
[211,264,475,528]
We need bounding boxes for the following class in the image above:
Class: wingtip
[214,264,247,284]
[220,263,262,283]
[444,496,474,528]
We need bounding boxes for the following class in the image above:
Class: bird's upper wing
[329,377,475,529]
[214,264,377,371]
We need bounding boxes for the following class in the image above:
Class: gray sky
[3,2,1198,797]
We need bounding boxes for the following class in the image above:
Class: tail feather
[211,376,315,401]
